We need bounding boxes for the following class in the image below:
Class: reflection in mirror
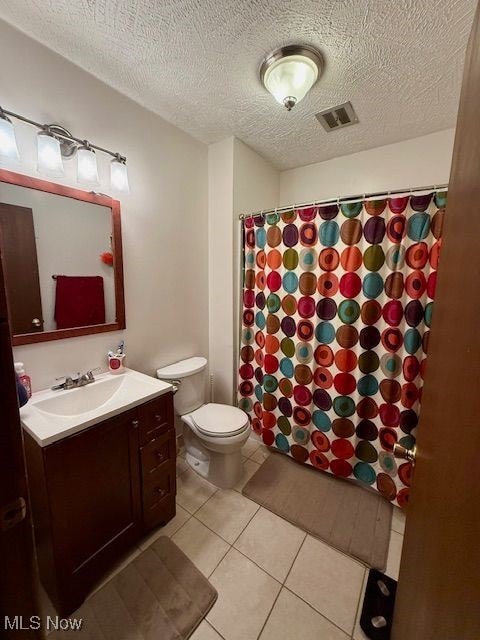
[0,182,115,335]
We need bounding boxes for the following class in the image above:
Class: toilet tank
[157,356,207,416]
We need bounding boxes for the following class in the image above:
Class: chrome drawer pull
[154,414,162,423]
[156,488,166,498]
[156,453,164,461]
[131,420,139,429]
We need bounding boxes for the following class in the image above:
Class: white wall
[232,139,279,403]
[208,137,279,404]
[0,182,114,331]
[279,129,455,205]
[233,139,280,218]
[208,138,235,404]
[0,20,208,391]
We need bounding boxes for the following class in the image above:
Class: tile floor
[41,436,406,640]
[145,437,404,640]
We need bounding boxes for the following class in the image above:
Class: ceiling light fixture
[260,45,323,110]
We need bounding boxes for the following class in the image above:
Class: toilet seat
[191,403,249,438]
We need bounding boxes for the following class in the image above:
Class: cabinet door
[44,409,141,611]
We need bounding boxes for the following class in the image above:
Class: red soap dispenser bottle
[15,362,32,398]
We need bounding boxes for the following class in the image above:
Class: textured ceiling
[0,0,475,170]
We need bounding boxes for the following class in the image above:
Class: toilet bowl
[157,357,250,488]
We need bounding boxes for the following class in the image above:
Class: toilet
[156,356,250,488]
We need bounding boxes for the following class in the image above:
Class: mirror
[0,169,125,345]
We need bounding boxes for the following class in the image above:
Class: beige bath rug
[50,536,217,639]
[243,452,393,569]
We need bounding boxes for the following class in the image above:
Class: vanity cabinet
[23,391,175,616]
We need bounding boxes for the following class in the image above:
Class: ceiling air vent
[315,101,359,132]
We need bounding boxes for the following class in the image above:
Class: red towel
[54,276,106,329]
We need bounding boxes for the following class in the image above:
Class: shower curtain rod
[238,182,449,220]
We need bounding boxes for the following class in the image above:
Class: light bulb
[110,156,130,194]
[37,131,64,177]
[77,144,99,186]
[0,113,19,161]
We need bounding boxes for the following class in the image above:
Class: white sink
[20,368,172,447]
[35,376,124,417]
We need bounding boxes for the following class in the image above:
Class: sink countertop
[20,368,173,447]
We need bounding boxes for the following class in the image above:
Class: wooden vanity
[23,390,176,616]
[1,169,180,617]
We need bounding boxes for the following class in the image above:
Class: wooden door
[0,203,43,334]
[392,3,480,638]
[26,410,142,615]
[0,250,40,637]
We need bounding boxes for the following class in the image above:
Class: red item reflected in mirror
[100,251,114,266]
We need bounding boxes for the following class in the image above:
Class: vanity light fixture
[260,45,323,110]
[77,142,100,186]
[0,108,20,160]
[0,105,129,193]
[37,128,64,178]
[49,124,78,159]
[110,154,130,194]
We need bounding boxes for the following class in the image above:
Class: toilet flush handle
[169,379,182,395]
[158,377,181,394]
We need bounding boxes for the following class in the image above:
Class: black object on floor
[360,569,398,640]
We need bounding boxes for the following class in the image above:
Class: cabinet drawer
[140,431,175,476]
[142,467,176,509]
[143,492,176,531]
[138,392,174,445]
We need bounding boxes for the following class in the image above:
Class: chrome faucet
[51,368,100,391]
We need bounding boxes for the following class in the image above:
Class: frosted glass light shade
[0,115,19,161]
[37,132,64,177]
[110,158,130,194]
[261,46,323,110]
[77,146,99,186]
[264,54,319,108]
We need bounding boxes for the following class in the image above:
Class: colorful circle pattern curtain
[238,192,446,507]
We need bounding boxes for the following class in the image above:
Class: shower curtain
[238,191,446,507]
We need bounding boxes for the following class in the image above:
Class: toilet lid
[191,403,249,437]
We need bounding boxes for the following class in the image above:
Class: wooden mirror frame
[0,168,126,346]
